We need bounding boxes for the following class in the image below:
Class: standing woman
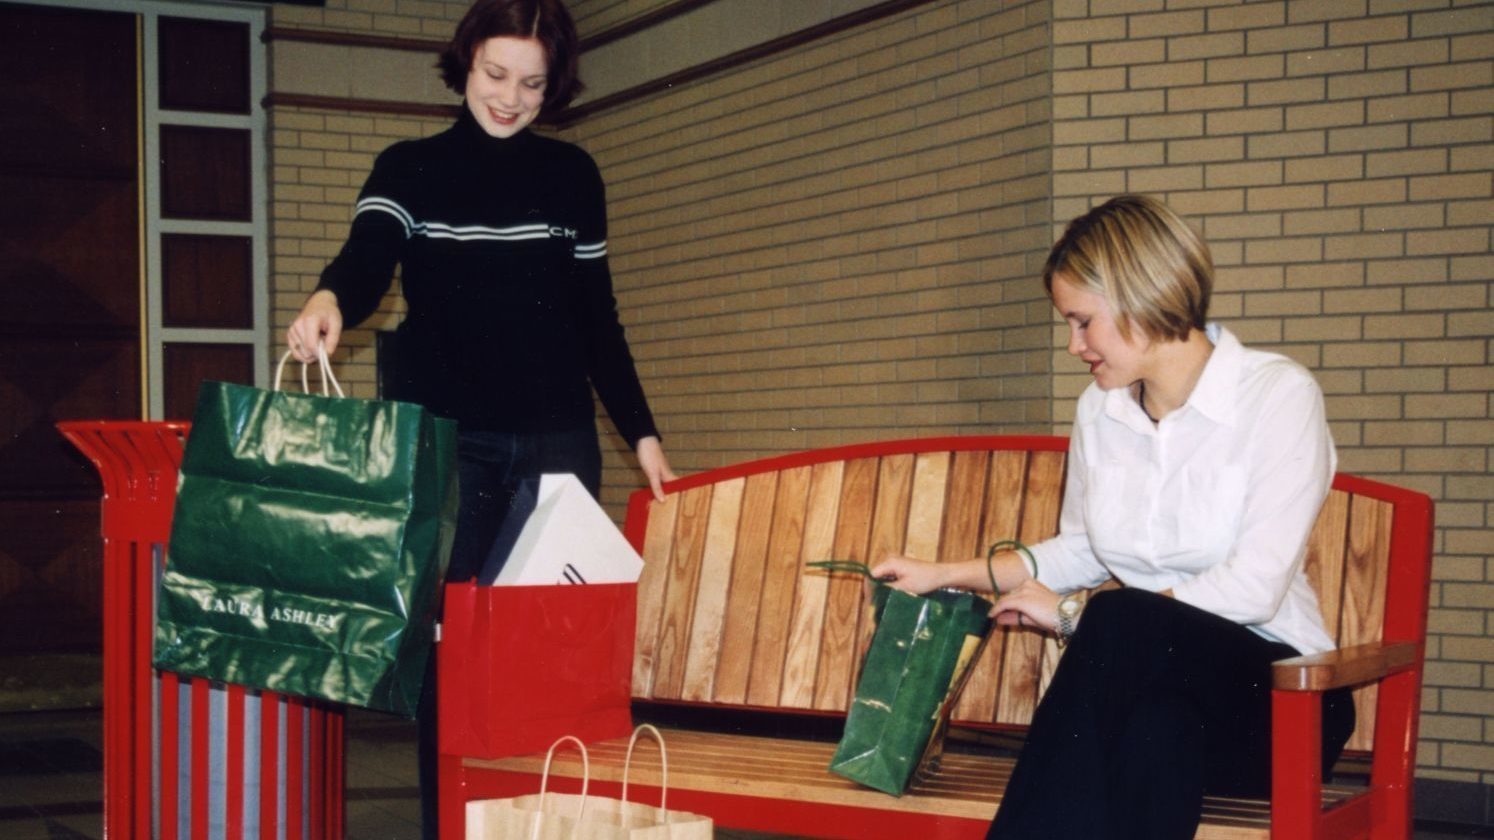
[873,195,1355,839]
[285,1,674,834]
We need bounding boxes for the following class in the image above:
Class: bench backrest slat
[627,436,1417,752]
[1342,493,1393,752]
[729,472,788,699]
[780,464,843,708]
[816,457,877,710]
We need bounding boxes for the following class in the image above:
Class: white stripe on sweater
[355,198,601,256]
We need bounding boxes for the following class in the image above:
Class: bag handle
[806,559,878,579]
[620,724,670,815]
[533,734,589,840]
[809,543,1037,598]
[272,341,345,398]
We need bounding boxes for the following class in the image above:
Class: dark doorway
[0,3,142,654]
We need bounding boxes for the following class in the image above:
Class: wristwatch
[1055,593,1084,648]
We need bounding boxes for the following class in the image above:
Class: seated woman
[872,194,1356,840]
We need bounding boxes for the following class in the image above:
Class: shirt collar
[1183,323,1241,427]
[1101,322,1242,431]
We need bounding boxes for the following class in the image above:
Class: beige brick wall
[266,0,680,39]
[568,0,679,36]
[268,0,468,37]
[266,0,1493,788]
[269,107,448,389]
[269,0,1055,509]
[1051,0,1494,784]
[555,0,1055,497]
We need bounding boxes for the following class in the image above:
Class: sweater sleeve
[315,146,412,329]
[570,151,660,448]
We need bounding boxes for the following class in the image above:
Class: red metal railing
[58,420,345,839]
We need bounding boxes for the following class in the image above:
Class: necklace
[1138,381,1160,424]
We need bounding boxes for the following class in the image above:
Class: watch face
[1059,596,1082,618]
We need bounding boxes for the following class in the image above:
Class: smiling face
[1050,273,1153,390]
[465,36,548,138]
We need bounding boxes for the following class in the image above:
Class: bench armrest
[1272,641,1418,692]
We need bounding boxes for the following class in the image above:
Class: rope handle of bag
[621,723,672,820]
[984,540,1039,597]
[808,541,1037,599]
[272,340,345,398]
[533,734,589,840]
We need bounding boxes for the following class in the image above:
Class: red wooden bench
[441,436,1433,839]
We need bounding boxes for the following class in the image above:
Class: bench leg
[439,754,467,840]
[1272,689,1324,838]
[1369,666,1421,840]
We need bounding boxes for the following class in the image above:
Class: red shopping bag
[438,580,635,759]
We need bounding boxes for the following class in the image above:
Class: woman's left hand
[636,436,677,502]
[991,578,1061,633]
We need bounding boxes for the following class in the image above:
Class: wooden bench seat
[461,727,1369,838]
[443,436,1433,839]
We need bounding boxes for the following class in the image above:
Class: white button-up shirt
[1030,324,1338,656]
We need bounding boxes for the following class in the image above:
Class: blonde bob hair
[1043,195,1213,342]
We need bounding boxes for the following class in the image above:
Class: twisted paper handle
[621,723,671,817]
[272,340,345,397]
[531,735,590,840]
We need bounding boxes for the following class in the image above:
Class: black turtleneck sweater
[317,109,659,447]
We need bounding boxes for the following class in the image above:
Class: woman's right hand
[287,289,342,363]
[869,555,949,596]
[990,578,1061,631]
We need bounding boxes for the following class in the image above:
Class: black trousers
[987,588,1357,840]
[417,426,602,840]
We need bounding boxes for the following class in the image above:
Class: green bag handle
[808,540,1037,598]
[805,560,893,618]
[984,539,1038,597]
[805,560,879,579]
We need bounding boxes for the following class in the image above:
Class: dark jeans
[446,427,603,583]
[418,426,602,840]
[987,588,1357,840]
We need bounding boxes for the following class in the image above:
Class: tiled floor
[1,706,1490,839]
[0,706,427,840]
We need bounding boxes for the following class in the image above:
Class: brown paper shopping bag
[465,725,712,840]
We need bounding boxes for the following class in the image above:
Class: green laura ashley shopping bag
[154,354,458,716]
[813,562,994,796]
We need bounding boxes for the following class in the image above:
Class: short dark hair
[437,0,583,113]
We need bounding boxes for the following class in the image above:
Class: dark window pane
[160,125,251,220]
[162,234,253,328]
[158,16,250,114]
[163,342,254,420]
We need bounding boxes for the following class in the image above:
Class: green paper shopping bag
[812,562,994,796]
[153,349,458,716]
